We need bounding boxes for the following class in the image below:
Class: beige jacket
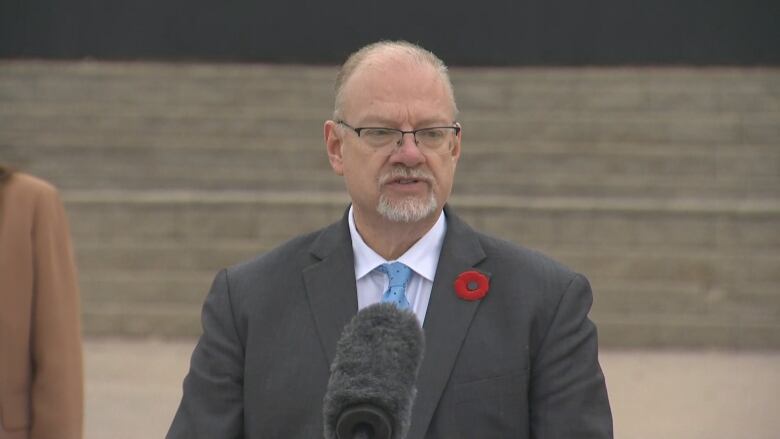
[0,173,83,439]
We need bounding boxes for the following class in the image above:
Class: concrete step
[63,191,779,249]
[82,301,202,336]
[63,191,780,347]
[4,102,777,148]
[77,265,780,319]
[79,276,780,348]
[9,142,776,198]
[77,265,780,347]
[0,62,336,109]
[595,314,780,349]
[3,62,779,113]
[65,191,350,244]
[74,238,780,289]
[80,271,214,305]
[4,62,778,201]
[6,101,778,143]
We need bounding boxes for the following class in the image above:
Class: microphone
[323,303,425,439]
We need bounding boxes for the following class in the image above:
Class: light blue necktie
[377,262,412,310]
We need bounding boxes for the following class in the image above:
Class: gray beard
[376,191,438,223]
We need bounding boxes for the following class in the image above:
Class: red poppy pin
[454,270,490,301]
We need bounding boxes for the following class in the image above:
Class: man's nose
[391,133,425,165]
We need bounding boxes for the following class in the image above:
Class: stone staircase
[1,61,778,347]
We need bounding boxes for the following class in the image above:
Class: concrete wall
[1,61,778,347]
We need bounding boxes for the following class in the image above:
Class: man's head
[332,41,458,121]
[324,41,461,228]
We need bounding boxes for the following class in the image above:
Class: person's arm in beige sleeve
[29,183,84,439]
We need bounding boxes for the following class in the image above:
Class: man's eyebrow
[358,117,453,127]
[355,117,396,127]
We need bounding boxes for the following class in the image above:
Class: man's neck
[352,208,441,261]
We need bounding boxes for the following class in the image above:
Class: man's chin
[377,195,438,223]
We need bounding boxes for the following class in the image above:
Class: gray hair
[332,40,458,120]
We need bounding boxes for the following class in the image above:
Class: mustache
[378,166,434,185]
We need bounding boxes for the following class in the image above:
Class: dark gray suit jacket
[168,207,612,438]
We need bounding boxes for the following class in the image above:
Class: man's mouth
[393,178,423,185]
[380,167,433,187]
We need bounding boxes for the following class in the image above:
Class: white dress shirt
[348,205,447,325]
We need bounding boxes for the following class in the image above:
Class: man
[168,41,612,438]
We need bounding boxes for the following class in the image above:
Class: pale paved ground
[85,337,780,439]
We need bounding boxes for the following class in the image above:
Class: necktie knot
[377,262,412,310]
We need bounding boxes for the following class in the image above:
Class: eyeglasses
[337,121,460,151]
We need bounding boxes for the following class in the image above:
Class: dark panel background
[1,0,779,65]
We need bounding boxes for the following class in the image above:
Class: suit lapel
[302,212,359,365]
[408,208,488,439]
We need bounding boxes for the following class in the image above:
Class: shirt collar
[349,205,447,282]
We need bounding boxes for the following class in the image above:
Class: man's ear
[450,122,462,165]
[324,120,345,176]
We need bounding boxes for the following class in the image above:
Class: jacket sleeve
[167,269,246,439]
[30,185,84,439]
[529,273,613,438]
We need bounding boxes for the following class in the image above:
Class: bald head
[333,41,458,121]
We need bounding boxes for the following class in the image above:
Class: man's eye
[419,129,445,139]
[363,128,396,138]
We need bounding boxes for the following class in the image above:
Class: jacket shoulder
[7,172,59,197]
[4,173,63,207]
[226,219,342,283]
[476,231,576,279]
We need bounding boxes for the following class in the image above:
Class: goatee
[376,166,438,223]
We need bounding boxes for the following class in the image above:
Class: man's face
[325,56,461,227]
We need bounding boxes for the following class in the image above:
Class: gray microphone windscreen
[323,303,425,439]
